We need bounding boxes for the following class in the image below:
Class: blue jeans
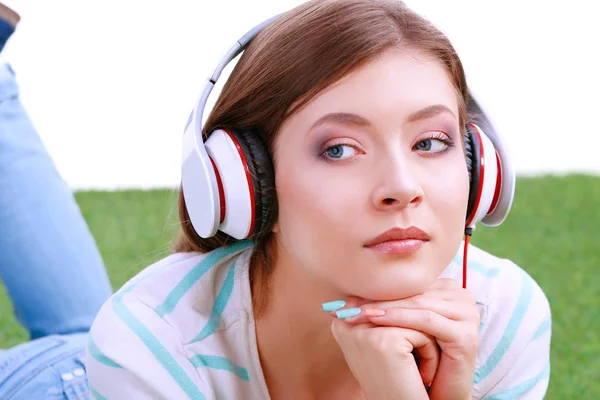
[0,63,113,399]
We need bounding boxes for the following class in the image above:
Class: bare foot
[0,3,20,29]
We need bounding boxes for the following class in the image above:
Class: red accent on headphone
[209,156,226,223]
[223,130,256,238]
[463,233,471,289]
[466,124,485,228]
[488,152,502,215]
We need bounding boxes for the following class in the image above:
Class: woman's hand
[336,278,480,400]
[330,316,439,400]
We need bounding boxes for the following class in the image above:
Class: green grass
[1,174,598,398]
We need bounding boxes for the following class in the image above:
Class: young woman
[86,1,552,399]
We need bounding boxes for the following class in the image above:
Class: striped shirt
[85,240,551,399]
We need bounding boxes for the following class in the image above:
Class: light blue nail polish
[322,300,346,312]
[336,308,361,319]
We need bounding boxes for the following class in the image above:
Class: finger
[324,296,370,318]
[421,288,476,303]
[372,297,478,322]
[339,292,477,326]
[366,308,476,344]
[360,284,473,312]
[330,316,375,341]
[330,318,379,355]
[398,328,440,386]
[332,319,440,387]
[329,280,470,323]
[330,317,353,348]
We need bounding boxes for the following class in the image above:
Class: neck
[251,241,361,399]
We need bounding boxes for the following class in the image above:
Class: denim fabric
[0,19,14,54]
[0,62,113,399]
[0,62,112,338]
[0,333,90,399]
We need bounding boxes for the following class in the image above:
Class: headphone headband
[188,13,285,142]
[180,13,285,239]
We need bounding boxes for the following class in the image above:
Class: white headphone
[181,13,516,240]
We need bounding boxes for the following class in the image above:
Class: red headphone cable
[463,227,474,289]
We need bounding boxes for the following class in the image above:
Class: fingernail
[365,309,386,317]
[322,300,346,312]
[336,308,361,319]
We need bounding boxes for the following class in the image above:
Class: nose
[371,157,424,211]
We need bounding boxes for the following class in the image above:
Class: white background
[2,0,599,190]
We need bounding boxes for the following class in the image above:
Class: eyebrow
[309,112,372,131]
[406,104,457,123]
[310,104,456,131]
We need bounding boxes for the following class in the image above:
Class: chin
[350,273,436,301]
[359,254,447,299]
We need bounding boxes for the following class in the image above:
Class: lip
[364,226,430,255]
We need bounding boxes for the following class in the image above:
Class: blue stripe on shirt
[156,240,253,317]
[532,315,551,340]
[107,241,252,400]
[121,253,200,294]
[482,362,550,400]
[189,259,237,343]
[112,292,207,400]
[473,269,534,384]
[90,385,108,400]
[88,335,122,368]
[453,256,501,278]
[190,355,250,382]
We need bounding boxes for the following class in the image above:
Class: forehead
[285,48,459,130]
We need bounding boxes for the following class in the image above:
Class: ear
[271,219,280,233]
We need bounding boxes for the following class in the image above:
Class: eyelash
[320,132,455,162]
[320,141,362,163]
[414,132,456,154]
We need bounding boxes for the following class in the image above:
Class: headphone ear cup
[465,123,504,228]
[181,122,222,239]
[467,94,515,227]
[465,125,481,226]
[229,130,276,238]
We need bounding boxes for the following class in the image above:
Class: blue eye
[414,136,453,153]
[324,144,357,160]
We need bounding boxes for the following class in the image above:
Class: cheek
[425,155,470,254]
[427,152,470,214]
[274,160,369,274]
[276,164,362,240]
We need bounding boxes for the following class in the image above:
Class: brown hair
[173,0,469,315]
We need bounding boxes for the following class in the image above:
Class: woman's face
[272,48,470,300]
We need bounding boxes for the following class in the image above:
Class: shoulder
[89,239,255,342]
[452,243,550,322]
[442,243,552,399]
[85,240,256,399]
[443,242,551,322]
